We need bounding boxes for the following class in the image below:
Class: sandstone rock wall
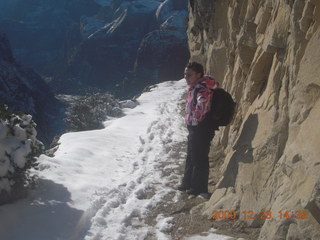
[187,0,320,239]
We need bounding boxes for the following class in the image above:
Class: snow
[184,228,233,240]
[0,79,233,239]
[156,215,174,233]
[160,10,189,32]
[156,0,173,24]
[0,114,41,186]
[80,17,105,39]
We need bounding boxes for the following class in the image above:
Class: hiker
[178,62,218,197]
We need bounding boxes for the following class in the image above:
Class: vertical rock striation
[187,0,320,239]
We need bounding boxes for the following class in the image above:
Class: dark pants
[182,120,215,193]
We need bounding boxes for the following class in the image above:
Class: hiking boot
[199,192,211,199]
[186,188,201,195]
[177,184,190,192]
[186,189,209,197]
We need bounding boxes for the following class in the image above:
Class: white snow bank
[0,79,233,240]
[184,228,233,240]
[0,114,42,192]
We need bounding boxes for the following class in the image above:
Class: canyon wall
[0,35,64,145]
[0,0,189,98]
[187,0,320,239]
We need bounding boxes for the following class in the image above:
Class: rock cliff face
[187,0,320,239]
[0,35,64,145]
[0,0,189,98]
[133,0,189,90]
[0,0,99,76]
[52,0,189,98]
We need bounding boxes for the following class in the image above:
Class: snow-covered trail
[69,81,189,239]
[0,80,188,240]
[0,79,233,240]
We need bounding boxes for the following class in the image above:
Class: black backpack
[208,88,236,127]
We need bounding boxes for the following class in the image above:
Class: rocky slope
[52,0,189,97]
[0,0,99,77]
[0,0,189,98]
[0,34,64,145]
[132,0,189,91]
[187,0,320,239]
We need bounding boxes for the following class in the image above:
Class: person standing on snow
[178,62,218,197]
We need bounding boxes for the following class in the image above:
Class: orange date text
[211,210,309,220]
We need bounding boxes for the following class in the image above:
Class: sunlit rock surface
[187,1,320,239]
